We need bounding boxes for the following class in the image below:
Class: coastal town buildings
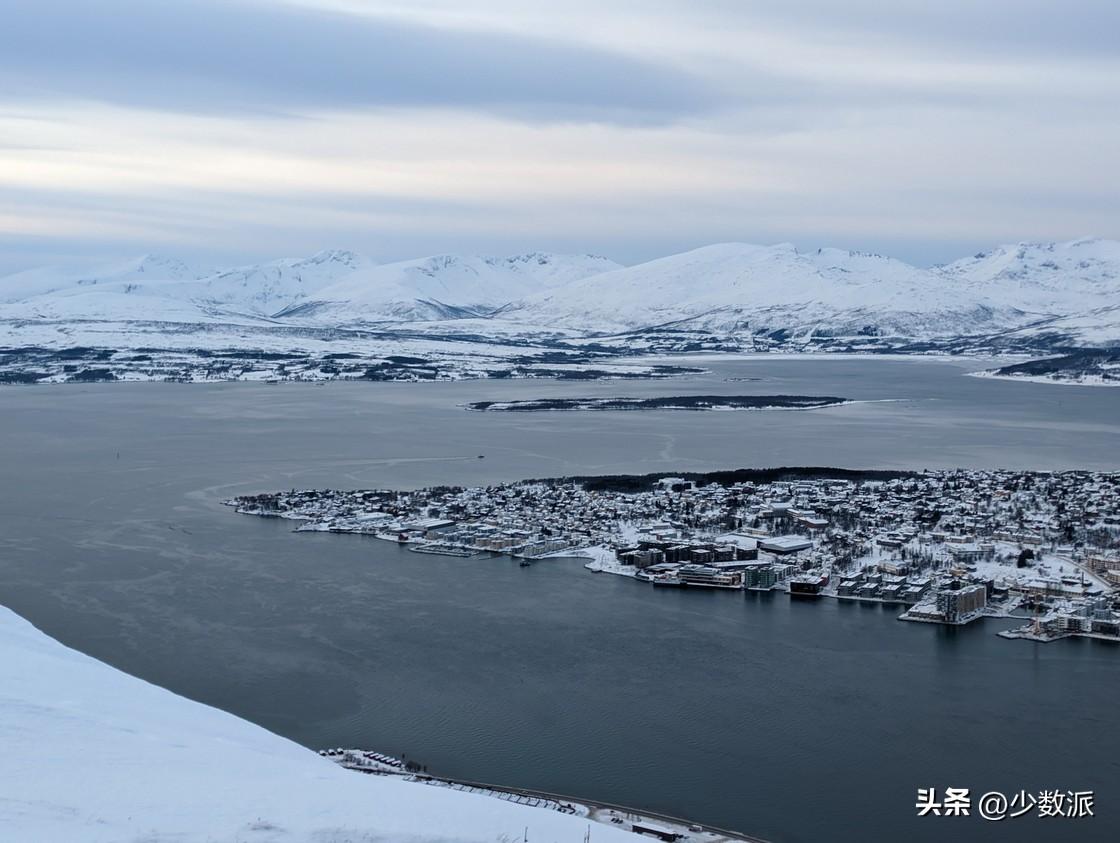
[229,469,1120,643]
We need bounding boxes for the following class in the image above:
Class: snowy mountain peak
[127,253,206,279]
[500,251,610,266]
[940,238,1120,315]
[4,240,1120,347]
[953,237,1120,268]
[505,241,1016,337]
[298,251,625,323]
[298,249,375,272]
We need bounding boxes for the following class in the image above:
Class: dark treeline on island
[0,345,706,385]
[538,466,918,493]
[467,394,846,412]
[993,348,1120,383]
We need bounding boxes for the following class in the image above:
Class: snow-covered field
[0,605,641,842]
[543,544,638,577]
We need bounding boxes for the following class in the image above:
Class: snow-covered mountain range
[3,239,1118,345]
[0,249,621,326]
[1,239,1117,382]
[505,243,1016,338]
[283,251,622,323]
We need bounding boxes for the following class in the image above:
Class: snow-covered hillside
[505,242,1032,339]
[0,605,639,842]
[941,238,1120,315]
[0,250,620,326]
[0,254,209,304]
[292,251,622,323]
[0,251,364,324]
[1,240,1118,381]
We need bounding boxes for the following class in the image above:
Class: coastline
[329,748,770,843]
[967,368,1120,388]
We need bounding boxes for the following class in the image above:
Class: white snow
[941,237,1120,314]
[0,254,209,304]
[3,238,1120,351]
[543,544,637,577]
[0,605,640,842]
[0,249,620,326]
[502,242,1036,338]
[298,252,622,324]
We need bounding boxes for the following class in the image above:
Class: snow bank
[542,545,637,578]
[0,606,638,842]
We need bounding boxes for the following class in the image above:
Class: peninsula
[228,467,1120,644]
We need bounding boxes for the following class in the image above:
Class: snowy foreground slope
[0,606,638,843]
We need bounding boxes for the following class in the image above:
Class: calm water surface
[1,357,1118,843]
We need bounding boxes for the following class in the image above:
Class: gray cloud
[694,0,1120,58]
[0,0,716,123]
[1,0,1116,269]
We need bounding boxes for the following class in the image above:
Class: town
[227,469,1120,644]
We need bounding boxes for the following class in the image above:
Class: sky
[1,0,1118,272]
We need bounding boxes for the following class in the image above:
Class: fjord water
[1,357,1118,843]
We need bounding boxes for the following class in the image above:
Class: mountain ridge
[2,239,1118,350]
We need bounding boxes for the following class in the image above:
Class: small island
[466,394,846,412]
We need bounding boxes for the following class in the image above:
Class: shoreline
[0,347,1033,387]
[328,748,771,843]
[967,369,1120,388]
[228,467,1120,647]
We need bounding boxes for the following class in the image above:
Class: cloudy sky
[1,0,1118,271]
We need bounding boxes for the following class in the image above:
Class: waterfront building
[936,583,987,623]
[677,564,743,588]
[789,574,828,597]
[882,583,905,601]
[620,548,665,569]
[744,565,779,589]
[400,517,456,534]
[901,585,926,603]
